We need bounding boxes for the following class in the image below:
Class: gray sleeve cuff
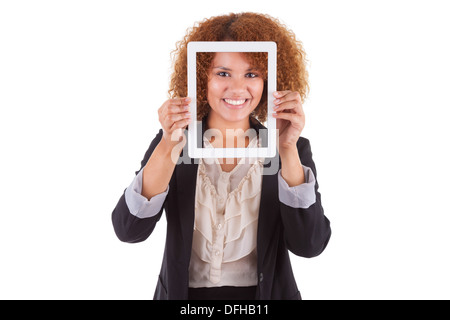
[124,169,169,219]
[278,165,316,209]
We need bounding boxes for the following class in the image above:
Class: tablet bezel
[187,41,277,159]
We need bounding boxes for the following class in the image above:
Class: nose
[228,77,247,95]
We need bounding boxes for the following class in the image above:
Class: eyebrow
[212,66,259,72]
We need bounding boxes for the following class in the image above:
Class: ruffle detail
[193,158,263,264]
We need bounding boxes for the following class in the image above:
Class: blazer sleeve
[280,137,332,258]
[111,129,165,243]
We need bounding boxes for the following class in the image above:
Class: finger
[169,117,191,132]
[170,97,191,106]
[162,111,182,131]
[161,97,190,118]
[166,111,191,126]
[273,90,292,98]
[272,111,303,125]
[273,100,299,113]
[273,91,301,105]
[167,103,190,114]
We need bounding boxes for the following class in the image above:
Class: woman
[112,12,331,300]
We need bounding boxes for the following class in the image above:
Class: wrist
[279,146,304,186]
[279,145,298,157]
[161,132,186,152]
[158,138,174,156]
[159,136,186,166]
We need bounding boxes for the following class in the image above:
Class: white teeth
[224,99,246,106]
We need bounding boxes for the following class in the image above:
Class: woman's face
[207,52,264,124]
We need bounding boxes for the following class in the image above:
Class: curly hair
[168,12,309,123]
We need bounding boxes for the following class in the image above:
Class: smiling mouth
[223,98,248,108]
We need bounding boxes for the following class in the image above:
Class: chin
[221,111,251,122]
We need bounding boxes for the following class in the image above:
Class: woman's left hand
[272,90,305,151]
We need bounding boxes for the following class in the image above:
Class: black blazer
[112,118,331,300]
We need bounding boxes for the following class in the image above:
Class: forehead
[211,52,251,68]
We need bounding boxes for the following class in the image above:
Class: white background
[1,0,449,300]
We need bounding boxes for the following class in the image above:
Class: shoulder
[296,136,312,154]
[297,136,310,147]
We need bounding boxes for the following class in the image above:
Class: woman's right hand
[158,97,191,148]
[141,97,191,199]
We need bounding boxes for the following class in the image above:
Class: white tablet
[187,41,277,159]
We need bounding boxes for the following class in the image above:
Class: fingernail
[274,92,280,97]
[185,97,191,102]
[274,99,280,104]
[184,105,189,110]
[184,112,191,118]
[273,105,279,110]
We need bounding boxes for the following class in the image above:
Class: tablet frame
[187,41,277,159]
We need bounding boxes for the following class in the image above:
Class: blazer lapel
[175,117,208,250]
[250,117,281,269]
[257,161,280,267]
[176,144,198,251]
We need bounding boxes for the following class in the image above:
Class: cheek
[207,79,225,99]
[250,79,265,100]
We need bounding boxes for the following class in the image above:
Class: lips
[223,98,249,109]
[224,98,246,106]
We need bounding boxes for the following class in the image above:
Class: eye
[217,72,230,77]
[245,73,259,78]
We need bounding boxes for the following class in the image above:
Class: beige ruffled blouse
[188,135,264,288]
